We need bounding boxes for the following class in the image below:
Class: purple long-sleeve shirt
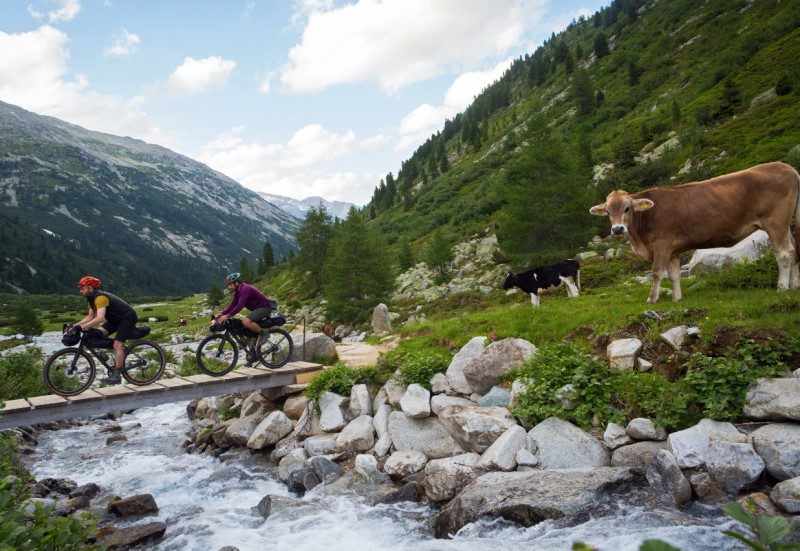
[221,283,272,316]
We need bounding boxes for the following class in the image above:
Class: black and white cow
[502,259,581,307]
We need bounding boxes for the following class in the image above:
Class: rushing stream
[24,402,746,550]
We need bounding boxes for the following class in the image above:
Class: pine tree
[240,257,252,283]
[207,282,225,309]
[594,32,610,58]
[323,209,393,324]
[12,300,43,338]
[425,228,453,281]
[262,241,275,269]
[398,238,415,272]
[571,69,594,116]
[295,206,334,294]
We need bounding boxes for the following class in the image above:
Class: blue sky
[1,0,609,204]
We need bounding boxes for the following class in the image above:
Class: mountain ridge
[258,192,356,221]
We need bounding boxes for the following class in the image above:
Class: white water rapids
[26,403,744,551]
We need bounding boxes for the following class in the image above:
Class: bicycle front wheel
[122,340,166,385]
[43,348,96,396]
[196,334,238,376]
[257,328,293,369]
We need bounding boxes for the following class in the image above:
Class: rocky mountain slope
[0,101,299,294]
[259,192,356,221]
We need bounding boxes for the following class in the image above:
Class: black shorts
[103,315,138,342]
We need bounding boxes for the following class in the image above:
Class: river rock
[373,434,392,457]
[689,472,727,503]
[611,441,670,471]
[355,454,389,484]
[287,467,320,495]
[283,395,309,420]
[288,332,336,362]
[255,494,327,521]
[737,492,782,517]
[462,338,537,394]
[383,379,407,407]
[771,477,800,513]
[271,434,300,462]
[626,418,659,441]
[388,411,464,459]
[529,417,610,469]
[69,483,100,499]
[308,456,344,483]
[247,411,293,449]
[431,373,450,394]
[319,392,349,432]
[400,384,431,418]
[607,338,642,369]
[278,448,309,482]
[751,423,800,480]
[99,522,167,549]
[240,392,275,419]
[431,395,473,415]
[516,448,538,467]
[604,423,633,450]
[303,434,338,456]
[646,450,692,506]
[743,378,800,421]
[108,494,159,518]
[423,453,481,502]
[384,451,428,477]
[705,438,765,493]
[433,467,641,538]
[477,386,512,408]
[479,425,526,471]
[54,496,90,516]
[373,404,390,439]
[446,337,487,395]
[336,415,375,452]
[667,419,741,468]
[224,415,260,447]
[438,405,517,454]
[349,384,373,418]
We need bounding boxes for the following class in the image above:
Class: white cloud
[395,58,512,151]
[0,26,178,149]
[28,0,81,22]
[280,0,546,93]
[197,125,373,203]
[359,133,390,151]
[167,56,236,96]
[104,28,140,57]
[290,0,334,24]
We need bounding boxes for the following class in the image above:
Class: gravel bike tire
[43,348,96,397]
[257,328,293,369]
[196,333,239,376]
[121,340,166,385]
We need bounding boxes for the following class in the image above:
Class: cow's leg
[789,232,800,290]
[576,269,581,292]
[560,275,579,297]
[667,255,682,301]
[530,292,540,307]
[648,248,669,303]
[766,227,795,291]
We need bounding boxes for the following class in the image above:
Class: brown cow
[589,162,800,303]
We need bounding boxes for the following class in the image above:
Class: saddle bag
[259,313,286,328]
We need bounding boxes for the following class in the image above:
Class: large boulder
[687,230,770,275]
[400,384,431,418]
[293,403,324,439]
[388,411,463,459]
[319,392,349,433]
[247,411,293,449]
[349,384,373,418]
[626,418,659,441]
[336,415,375,452]
[255,494,327,521]
[646,450,692,506]
[462,338,537,394]
[371,303,392,333]
[611,441,670,471]
[373,404,390,439]
[278,448,309,482]
[108,494,159,518]
[431,395,473,415]
[99,522,166,549]
[303,434,338,456]
[771,477,800,513]
[423,453,482,502]
[667,419,741,468]
[239,392,275,418]
[743,378,800,421]
[607,338,642,370]
[383,379,407,407]
[604,423,633,450]
[528,417,610,469]
[283,395,310,420]
[705,437,765,493]
[224,415,260,447]
[751,423,800,480]
[308,456,344,483]
[479,425,527,471]
[477,386,512,408]
[433,467,641,538]
[437,405,518,454]
[288,332,336,362]
[384,451,428,477]
[445,337,487,395]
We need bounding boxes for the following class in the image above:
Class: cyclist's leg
[113,316,137,371]
[245,307,271,337]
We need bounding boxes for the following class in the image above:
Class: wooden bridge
[0,362,324,430]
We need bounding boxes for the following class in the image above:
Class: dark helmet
[225,272,242,283]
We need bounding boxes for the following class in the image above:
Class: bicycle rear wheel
[43,348,95,396]
[257,328,293,369]
[196,333,238,376]
[121,340,166,385]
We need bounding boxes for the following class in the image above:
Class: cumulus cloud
[280,0,545,93]
[104,28,140,57]
[28,0,81,22]
[197,125,373,203]
[359,134,390,151]
[0,25,177,149]
[395,58,512,151]
[167,56,236,96]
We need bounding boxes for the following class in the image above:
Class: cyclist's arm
[75,306,94,328]
[80,307,106,330]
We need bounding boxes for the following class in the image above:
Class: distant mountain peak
[259,192,356,220]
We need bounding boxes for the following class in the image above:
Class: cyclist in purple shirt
[216,272,275,344]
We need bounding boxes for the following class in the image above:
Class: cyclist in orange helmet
[74,276,137,385]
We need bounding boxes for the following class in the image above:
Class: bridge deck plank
[182,374,222,385]
[66,390,104,403]
[155,378,196,389]
[95,386,136,397]
[28,395,68,408]
[125,383,167,394]
[1,399,32,413]
[236,367,273,377]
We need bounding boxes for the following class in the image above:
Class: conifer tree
[207,282,225,309]
[262,241,275,269]
[594,32,610,58]
[398,238,415,272]
[12,301,43,338]
[240,257,252,282]
[425,227,453,281]
[295,206,334,294]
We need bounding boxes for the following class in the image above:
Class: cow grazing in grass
[502,259,581,307]
[589,162,800,303]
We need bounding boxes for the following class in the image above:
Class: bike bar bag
[61,329,81,346]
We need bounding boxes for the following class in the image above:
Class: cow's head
[589,190,654,235]
[502,271,516,289]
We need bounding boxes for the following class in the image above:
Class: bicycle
[43,326,166,397]
[195,313,293,376]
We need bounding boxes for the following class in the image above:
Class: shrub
[614,372,693,430]
[176,355,199,377]
[0,348,47,400]
[704,250,778,290]
[304,363,380,402]
[393,352,449,389]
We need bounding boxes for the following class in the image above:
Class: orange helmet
[78,276,101,288]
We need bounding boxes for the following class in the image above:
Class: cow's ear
[633,198,655,211]
[589,203,607,216]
